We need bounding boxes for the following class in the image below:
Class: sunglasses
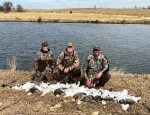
[42,46,48,47]
[67,46,73,48]
[93,50,100,52]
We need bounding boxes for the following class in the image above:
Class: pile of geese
[2,80,149,111]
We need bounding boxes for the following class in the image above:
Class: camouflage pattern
[83,54,110,87]
[34,49,56,82]
[93,45,101,51]
[42,41,49,46]
[57,51,79,71]
[57,50,80,83]
[58,68,81,83]
[89,72,111,87]
[67,42,73,47]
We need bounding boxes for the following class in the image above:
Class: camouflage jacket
[56,51,79,71]
[83,54,109,79]
[34,49,56,72]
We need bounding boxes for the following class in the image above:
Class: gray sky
[0,0,149,9]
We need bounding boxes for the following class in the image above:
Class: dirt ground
[0,69,150,115]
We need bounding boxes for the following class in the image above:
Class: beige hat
[67,42,73,47]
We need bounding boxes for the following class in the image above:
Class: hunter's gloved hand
[86,79,91,87]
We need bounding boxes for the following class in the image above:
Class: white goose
[4,81,142,111]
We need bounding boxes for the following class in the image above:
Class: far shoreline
[0,19,150,24]
[0,8,150,24]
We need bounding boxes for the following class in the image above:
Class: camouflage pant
[35,67,53,82]
[59,68,81,83]
[89,72,111,87]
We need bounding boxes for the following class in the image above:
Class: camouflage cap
[67,42,73,47]
[93,45,101,51]
[42,41,49,46]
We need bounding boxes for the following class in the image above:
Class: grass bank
[0,69,150,114]
[0,8,150,24]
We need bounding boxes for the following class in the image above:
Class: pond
[0,22,150,74]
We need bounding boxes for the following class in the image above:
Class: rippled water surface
[0,22,150,74]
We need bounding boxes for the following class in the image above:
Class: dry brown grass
[0,8,150,23]
[0,69,150,114]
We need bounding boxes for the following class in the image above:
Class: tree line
[134,5,150,9]
[0,1,23,12]
[0,1,150,12]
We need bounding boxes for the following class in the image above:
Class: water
[0,22,150,74]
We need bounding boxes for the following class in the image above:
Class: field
[0,69,150,115]
[0,8,150,23]
[1,8,150,115]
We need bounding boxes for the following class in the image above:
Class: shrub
[3,1,13,12]
[37,17,41,22]
[0,5,3,11]
[16,4,23,12]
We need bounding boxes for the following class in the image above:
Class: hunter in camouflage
[34,41,56,82]
[57,42,81,83]
[83,45,111,88]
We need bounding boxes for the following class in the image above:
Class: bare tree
[0,5,3,11]
[148,6,150,9]
[3,1,13,12]
[16,4,23,12]
[134,5,138,9]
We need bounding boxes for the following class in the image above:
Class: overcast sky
[0,0,149,9]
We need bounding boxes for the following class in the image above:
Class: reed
[7,55,18,71]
